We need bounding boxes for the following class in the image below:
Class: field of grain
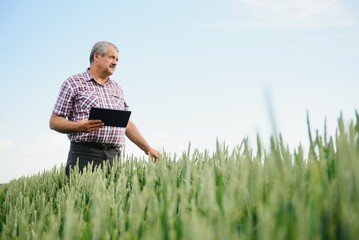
[1,115,359,239]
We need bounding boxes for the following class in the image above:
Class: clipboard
[89,107,131,127]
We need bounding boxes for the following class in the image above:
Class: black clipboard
[89,107,131,127]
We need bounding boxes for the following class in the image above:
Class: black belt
[71,141,119,150]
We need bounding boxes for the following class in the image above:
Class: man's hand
[50,113,104,134]
[78,119,104,133]
[147,148,160,163]
[125,120,159,163]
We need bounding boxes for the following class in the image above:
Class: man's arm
[49,113,104,133]
[125,120,159,162]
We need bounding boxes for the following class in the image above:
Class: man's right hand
[78,119,104,133]
[49,113,104,134]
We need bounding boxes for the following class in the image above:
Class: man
[50,41,159,177]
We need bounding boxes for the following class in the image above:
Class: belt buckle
[101,143,115,150]
[100,143,109,150]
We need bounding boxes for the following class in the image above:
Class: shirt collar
[84,68,112,85]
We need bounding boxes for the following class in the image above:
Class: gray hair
[89,41,118,64]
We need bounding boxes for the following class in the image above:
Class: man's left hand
[147,148,159,163]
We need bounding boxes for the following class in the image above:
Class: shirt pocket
[78,91,99,111]
[112,94,128,110]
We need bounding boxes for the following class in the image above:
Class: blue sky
[0,0,358,183]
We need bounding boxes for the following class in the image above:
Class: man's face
[96,46,119,76]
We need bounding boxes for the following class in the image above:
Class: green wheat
[1,114,359,239]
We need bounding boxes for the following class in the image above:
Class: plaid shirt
[53,69,128,148]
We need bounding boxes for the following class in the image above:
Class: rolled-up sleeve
[52,81,74,118]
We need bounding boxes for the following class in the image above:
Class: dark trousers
[66,142,121,178]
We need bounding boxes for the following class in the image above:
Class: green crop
[1,114,359,239]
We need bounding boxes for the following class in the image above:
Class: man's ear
[93,52,100,62]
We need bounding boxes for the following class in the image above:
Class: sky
[0,0,358,183]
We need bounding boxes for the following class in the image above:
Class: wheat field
[1,115,359,239]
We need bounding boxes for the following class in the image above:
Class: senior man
[50,41,159,177]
